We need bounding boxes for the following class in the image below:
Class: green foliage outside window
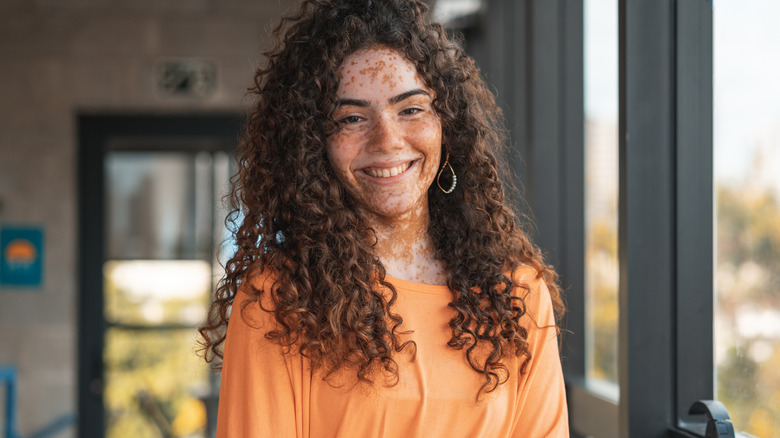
[716,185,780,437]
[103,266,212,438]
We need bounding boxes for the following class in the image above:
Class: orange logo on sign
[4,239,37,264]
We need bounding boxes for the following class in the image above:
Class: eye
[340,115,363,124]
[400,107,422,116]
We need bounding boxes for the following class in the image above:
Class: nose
[368,115,404,153]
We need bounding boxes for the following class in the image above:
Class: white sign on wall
[156,59,217,98]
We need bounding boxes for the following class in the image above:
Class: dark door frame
[77,113,241,437]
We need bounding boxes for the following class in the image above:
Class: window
[583,0,619,395]
[713,1,780,435]
[454,0,723,434]
[557,1,715,436]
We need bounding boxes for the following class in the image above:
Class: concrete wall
[0,0,296,435]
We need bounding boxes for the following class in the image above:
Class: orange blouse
[216,266,569,437]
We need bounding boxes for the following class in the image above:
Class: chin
[364,197,425,220]
[368,206,412,219]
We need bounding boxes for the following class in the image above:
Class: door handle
[688,400,735,438]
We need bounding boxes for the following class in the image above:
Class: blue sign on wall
[0,227,44,287]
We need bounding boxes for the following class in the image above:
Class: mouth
[361,160,415,178]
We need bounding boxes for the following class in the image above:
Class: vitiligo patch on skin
[327,46,448,285]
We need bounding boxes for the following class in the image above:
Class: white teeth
[365,162,412,178]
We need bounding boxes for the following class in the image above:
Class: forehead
[335,46,426,97]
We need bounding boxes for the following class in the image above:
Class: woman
[199,0,568,436]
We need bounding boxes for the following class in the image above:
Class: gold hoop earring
[437,149,457,194]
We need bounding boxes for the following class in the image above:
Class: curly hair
[199,0,564,398]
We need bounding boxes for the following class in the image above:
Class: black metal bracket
[688,400,735,438]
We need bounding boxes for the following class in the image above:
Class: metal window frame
[617,0,677,435]
[617,0,714,436]
[618,0,714,435]
[673,1,714,430]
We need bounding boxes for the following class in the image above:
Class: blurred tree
[716,184,780,436]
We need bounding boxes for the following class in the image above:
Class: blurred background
[0,0,777,437]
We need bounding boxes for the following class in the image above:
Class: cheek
[326,132,360,180]
[417,115,442,139]
[326,135,348,175]
[412,117,443,161]
[326,124,375,158]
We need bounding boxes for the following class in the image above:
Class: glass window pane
[103,328,210,437]
[584,0,619,395]
[106,152,213,260]
[104,260,211,326]
[714,1,780,435]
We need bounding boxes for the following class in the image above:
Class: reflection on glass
[104,260,211,326]
[584,0,619,394]
[714,1,780,435]
[106,152,214,261]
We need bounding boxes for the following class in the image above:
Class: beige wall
[0,0,296,435]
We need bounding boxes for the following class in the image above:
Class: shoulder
[230,266,282,331]
[509,264,544,290]
[508,265,557,329]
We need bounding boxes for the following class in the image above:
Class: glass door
[102,149,231,438]
[78,114,239,438]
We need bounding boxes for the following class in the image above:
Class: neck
[364,199,448,286]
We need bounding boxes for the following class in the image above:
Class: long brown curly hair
[199,0,564,398]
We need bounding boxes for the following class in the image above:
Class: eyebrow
[334,89,431,108]
[389,89,430,104]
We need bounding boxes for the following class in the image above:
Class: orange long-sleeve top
[216,265,569,437]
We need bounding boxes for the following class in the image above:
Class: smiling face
[326,46,443,223]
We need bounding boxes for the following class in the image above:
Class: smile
[362,161,414,178]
